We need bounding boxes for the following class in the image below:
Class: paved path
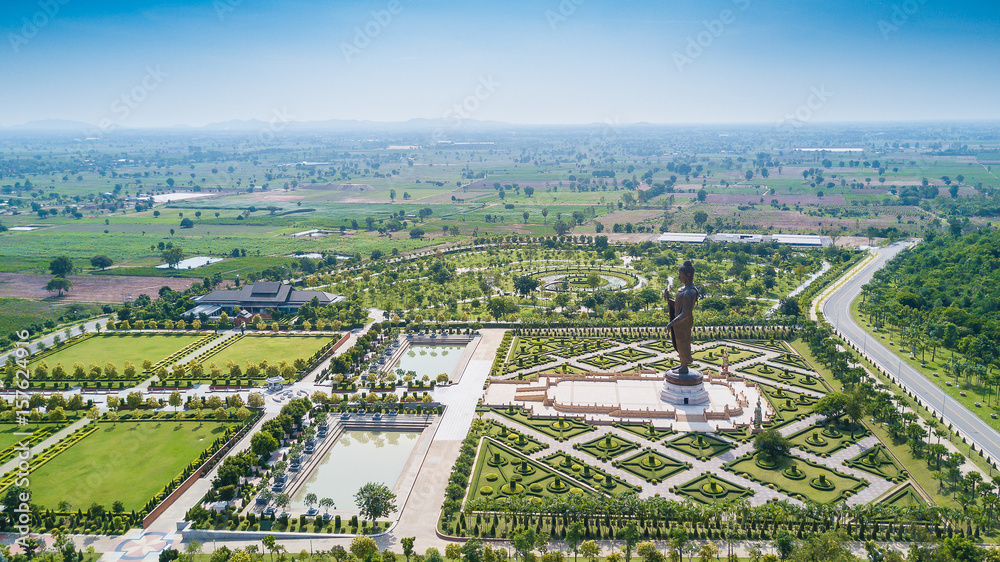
[821,240,1000,469]
[0,316,109,364]
[0,417,90,475]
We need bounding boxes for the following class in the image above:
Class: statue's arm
[667,293,695,328]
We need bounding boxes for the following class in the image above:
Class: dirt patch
[0,273,199,303]
[707,193,846,206]
[251,192,309,202]
[596,209,664,225]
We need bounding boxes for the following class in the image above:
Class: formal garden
[527,266,641,293]
[723,452,869,505]
[672,472,754,505]
[664,432,736,461]
[489,407,595,441]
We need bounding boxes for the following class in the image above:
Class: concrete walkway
[0,417,91,475]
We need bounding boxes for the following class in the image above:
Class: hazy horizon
[2,0,998,128]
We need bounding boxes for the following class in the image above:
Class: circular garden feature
[531,267,640,293]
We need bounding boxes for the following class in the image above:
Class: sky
[1,0,998,127]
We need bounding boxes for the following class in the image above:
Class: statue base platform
[660,367,710,405]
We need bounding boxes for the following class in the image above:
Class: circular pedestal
[660,367,710,405]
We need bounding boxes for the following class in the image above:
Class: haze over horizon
[2,0,998,129]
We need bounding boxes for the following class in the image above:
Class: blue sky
[1,0,998,127]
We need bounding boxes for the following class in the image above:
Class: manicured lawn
[29,420,234,511]
[32,333,207,369]
[200,334,335,367]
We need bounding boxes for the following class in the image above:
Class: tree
[566,522,585,562]
[185,541,202,562]
[580,541,599,562]
[617,521,640,562]
[635,543,660,562]
[553,220,571,236]
[180,217,195,228]
[304,493,318,511]
[460,539,483,562]
[401,537,416,562]
[354,482,397,524]
[46,277,72,296]
[512,528,537,561]
[513,276,540,296]
[697,189,707,202]
[409,228,425,239]
[49,256,74,278]
[815,392,849,424]
[667,527,688,562]
[251,431,279,458]
[350,537,378,562]
[319,497,335,513]
[248,392,265,408]
[693,211,708,228]
[162,247,184,268]
[753,428,791,461]
[773,529,795,560]
[90,255,113,270]
[262,536,279,562]
[445,544,462,561]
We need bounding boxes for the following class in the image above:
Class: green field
[199,334,335,367]
[33,332,208,369]
[29,420,234,511]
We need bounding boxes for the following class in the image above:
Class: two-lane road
[822,240,1000,469]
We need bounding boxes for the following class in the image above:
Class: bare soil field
[707,193,847,206]
[597,209,665,225]
[0,273,199,303]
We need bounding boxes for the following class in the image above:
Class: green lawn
[30,420,234,511]
[200,334,335,367]
[33,333,208,369]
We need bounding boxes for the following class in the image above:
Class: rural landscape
[2,1,999,562]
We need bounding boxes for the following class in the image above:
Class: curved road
[822,240,1000,469]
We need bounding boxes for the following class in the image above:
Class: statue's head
[679,260,694,283]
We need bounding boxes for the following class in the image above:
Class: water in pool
[291,430,421,510]
[395,344,466,378]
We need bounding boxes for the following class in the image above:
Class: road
[0,315,108,364]
[821,240,1000,469]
